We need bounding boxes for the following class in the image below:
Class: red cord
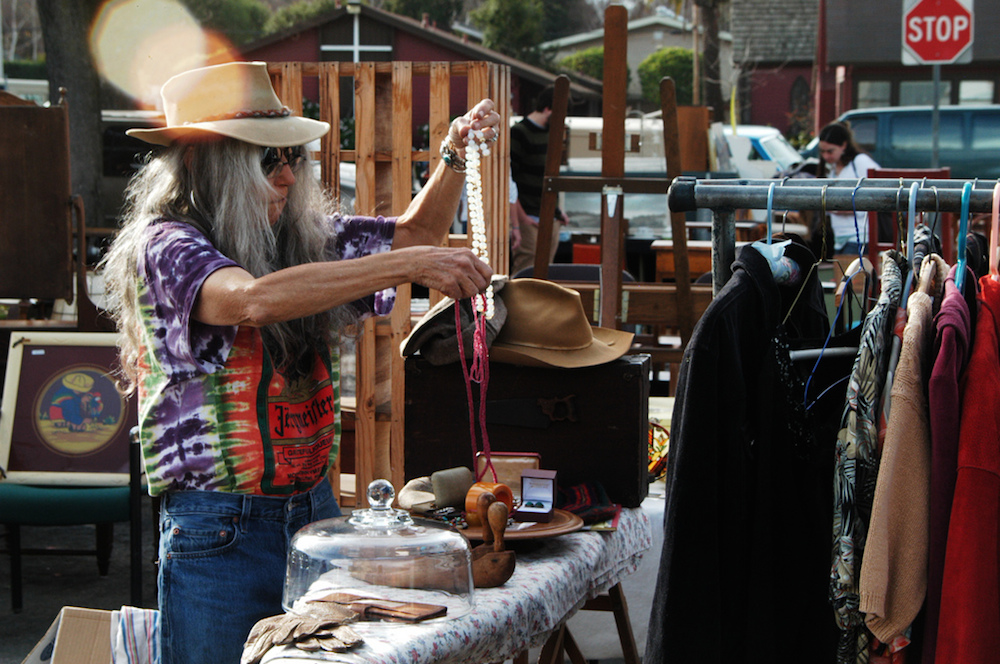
[455,294,497,483]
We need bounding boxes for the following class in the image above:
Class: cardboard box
[22,607,112,664]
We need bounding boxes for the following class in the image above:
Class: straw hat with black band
[127,61,329,148]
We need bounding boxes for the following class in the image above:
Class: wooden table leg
[580,582,640,664]
[538,625,566,664]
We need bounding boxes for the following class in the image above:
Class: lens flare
[89,0,238,108]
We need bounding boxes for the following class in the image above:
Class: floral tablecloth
[261,507,652,664]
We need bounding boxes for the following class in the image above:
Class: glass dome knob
[367,479,395,510]
[348,479,413,529]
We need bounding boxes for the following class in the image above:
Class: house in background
[730,0,817,139]
[241,2,601,136]
[820,0,1000,120]
[541,11,734,111]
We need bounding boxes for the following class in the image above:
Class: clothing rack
[667,176,997,292]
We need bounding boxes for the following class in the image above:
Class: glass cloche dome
[283,479,474,621]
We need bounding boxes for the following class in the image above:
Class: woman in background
[818,121,881,255]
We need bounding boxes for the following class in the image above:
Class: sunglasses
[260,146,306,176]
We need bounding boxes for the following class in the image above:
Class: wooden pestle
[488,501,509,553]
[477,491,497,545]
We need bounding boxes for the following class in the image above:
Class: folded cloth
[557,482,619,524]
[111,606,160,664]
[431,466,476,509]
[398,476,436,512]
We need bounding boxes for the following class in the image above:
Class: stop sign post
[903,0,974,65]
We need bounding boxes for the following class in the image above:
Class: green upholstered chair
[0,429,144,612]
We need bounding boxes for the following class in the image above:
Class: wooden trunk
[404,355,651,508]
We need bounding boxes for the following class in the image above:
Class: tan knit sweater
[859,254,949,643]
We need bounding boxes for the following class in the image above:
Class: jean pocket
[162,511,240,558]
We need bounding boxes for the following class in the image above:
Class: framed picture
[0,331,136,486]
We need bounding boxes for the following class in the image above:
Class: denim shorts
[157,479,340,664]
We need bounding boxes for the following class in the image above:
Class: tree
[3,0,43,60]
[541,0,601,41]
[179,0,270,45]
[470,0,545,66]
[559,46,632,90]
[383,0,464,29]
[693,0,724,121]
[265,0,339,34]
[638,47,693,106]
[36,0,105,227]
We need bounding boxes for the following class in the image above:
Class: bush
[558,46,632,88]
[4,60,47,79]
[638,47,693,106]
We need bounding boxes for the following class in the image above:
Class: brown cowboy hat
[127,61,329,148]
[489,279,634,368]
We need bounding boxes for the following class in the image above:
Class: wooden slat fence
[268,61,511,504]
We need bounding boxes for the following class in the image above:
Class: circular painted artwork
[32,364,127,456]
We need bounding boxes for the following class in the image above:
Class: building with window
[240,2,601,131]
[820,0,999,120]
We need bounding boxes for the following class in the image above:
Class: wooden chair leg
[96,523,114,576]
[7,524,23,613]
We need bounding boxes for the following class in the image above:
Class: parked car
[720,124,805,177]
[800,105,1000,179]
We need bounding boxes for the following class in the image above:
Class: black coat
[645,243,852,664]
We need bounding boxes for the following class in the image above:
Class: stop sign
[903,0,974,64]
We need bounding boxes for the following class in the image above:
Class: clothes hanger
[900,181,919,301]
[987,180,1000,280]
[792,184,860,400]
[752,181,799,284]
[851,177,866,259]
[955,181,972,293]
[928,186,941,238]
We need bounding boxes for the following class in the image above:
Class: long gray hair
[101,137,355,393]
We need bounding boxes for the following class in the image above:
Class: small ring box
[515,469,557,523]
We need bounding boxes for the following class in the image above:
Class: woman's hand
[448,99,501,159]
[401,245,494,300]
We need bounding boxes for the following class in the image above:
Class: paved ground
[0,488,663,664]
[0,496,159,663]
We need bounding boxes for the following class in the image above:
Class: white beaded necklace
[465,129,494,319]
[457,129,499,484]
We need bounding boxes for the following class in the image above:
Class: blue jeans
[157,479,340,664]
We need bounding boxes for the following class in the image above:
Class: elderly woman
[100,61,498,664]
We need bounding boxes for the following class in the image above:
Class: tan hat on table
[489,279,634,368]
[127,61,329,148]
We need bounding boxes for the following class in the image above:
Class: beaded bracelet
[440,136,467,173]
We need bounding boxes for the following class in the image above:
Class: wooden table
[652,239,751,282]
[260,508,653,664]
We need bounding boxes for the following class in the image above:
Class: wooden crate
[268,62,511,504]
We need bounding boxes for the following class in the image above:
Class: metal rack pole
[667,176,996,291]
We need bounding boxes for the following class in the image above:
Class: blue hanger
[852,178,865,258]
[752,182,797,283]
[766,181,775,244]
[955,181,972,293]
[907,182,918,260]
[990,182,1000,281]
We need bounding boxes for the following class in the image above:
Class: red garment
[935,275,1000,664]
